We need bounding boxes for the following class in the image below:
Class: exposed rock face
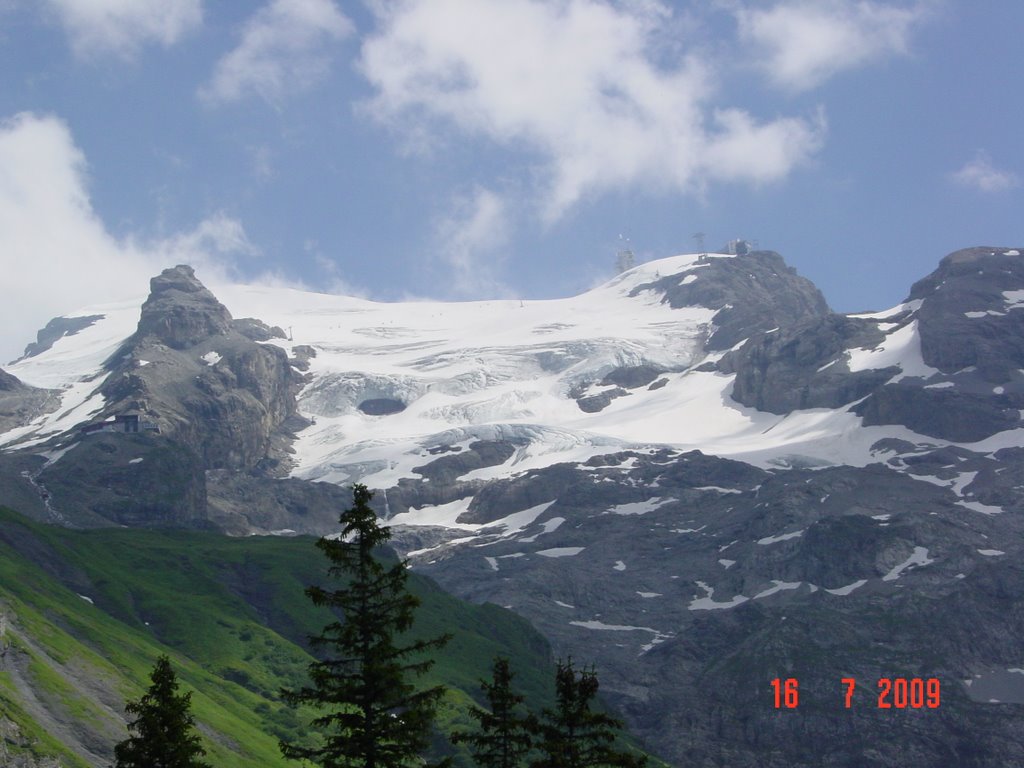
[600,365,664,389]
[854,382,1024,442]
[574,386,630,413]
[632,250,830,350]
[721,314,897,413]
[101,265,307,475]
[289,344,317,372]
[39,434,209,528]
[17,315,104,362]
[843,247,1024,441]
[205,470,353,535]
[570,367,665,413]
[382,440,526,520]
[0,369,59,434]
[16,265,311,528]
[722,248,1024,441]
[910,247,1024,382]
[402,447,1024,768]
[232,317,287,342]
[0,368,22,391]
[0,717,63,768]
[134,265,232,350]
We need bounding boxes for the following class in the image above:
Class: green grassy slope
[0,506,563,767]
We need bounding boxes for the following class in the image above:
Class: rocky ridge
[5,266,322,530]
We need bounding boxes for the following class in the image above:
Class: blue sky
[0,0,1021,363]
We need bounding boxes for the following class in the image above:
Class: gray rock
[205,470,354,536]
[406,450,1024,767]
[854,382,1020,442]
[721,314,896,413]
[99,266,308,475]
[0,369,59,435]
[910,247,1024,382]
[16,315,104,362]
[231,317,287,342]
[132,265,232,350]
[38,433,209,528]
[632,251,830,350]
[575,387,630,413]
[600,365,664,389]
[289,344,317,371]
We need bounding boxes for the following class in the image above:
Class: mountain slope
[0,506,567,767]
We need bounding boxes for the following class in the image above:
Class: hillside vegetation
[0,506,562,767]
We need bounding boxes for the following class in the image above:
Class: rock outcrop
[720,314,896,413]
[16,315,104,362]
[632,250,830,349]
[910,247,1024,382]
[0,369,58,435]
[32,265,310,528]
[99,265,308,474]
[132,265,232,349]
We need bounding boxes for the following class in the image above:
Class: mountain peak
[907,246,1024,382]
[136,264,232,350]
[632,249,830,350]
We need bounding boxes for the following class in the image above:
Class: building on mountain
[80,411,160,436]
[616,249,636,273]
[725,239,753,256]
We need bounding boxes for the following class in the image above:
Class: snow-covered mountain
[4,246,1024,766]
[3,251,819,465]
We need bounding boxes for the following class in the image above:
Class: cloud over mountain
[0,113,253,363]
[952,151,1020,193]
[359,0,825,221]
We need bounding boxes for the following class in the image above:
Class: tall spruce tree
[113,655,210,768]
[280,483,451,768]
[453,657,534,768]
[531,659,646,768]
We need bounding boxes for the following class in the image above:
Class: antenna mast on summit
[616,234,635,274]
[693,232,707,261]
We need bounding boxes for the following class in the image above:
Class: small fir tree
[280,483,451,768]
[531,659,645,768]
[453,657,534,768]
[113,655,210,768]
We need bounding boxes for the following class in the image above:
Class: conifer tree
[531,659,645,768]
[113,655,210,768]
[453,656,534,768]
[280,483,451,768]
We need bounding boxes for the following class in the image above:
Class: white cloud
[435,187,512,297]
[46,0,202,58]
[200,0,353,105]
[146,212,258,264]
[952,151,1020,193]
[359,0,824,222]
[307,240,366,297]
[0,112,254,364]
[734,0,929,92]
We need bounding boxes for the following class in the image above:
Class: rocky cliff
[100,264,306,473]
[19,266,315,529]
[632,249,830,349]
